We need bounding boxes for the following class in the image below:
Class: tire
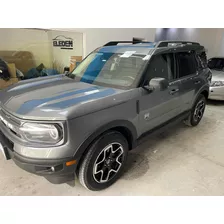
[78,131,128,191]
[184,94,206,127]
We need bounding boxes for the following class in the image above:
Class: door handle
[194,80,201,84]
[169,88,179,95]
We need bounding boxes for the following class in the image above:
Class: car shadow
[207,99,224,106]
[122,122,185,180]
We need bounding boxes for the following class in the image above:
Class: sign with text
[52,35,73,50]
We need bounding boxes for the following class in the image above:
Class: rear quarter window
[196,51,208,69]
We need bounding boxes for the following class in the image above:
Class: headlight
[211,81,224,87]
[20,123,63,144]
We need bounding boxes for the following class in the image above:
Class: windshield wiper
[65,72,76,79]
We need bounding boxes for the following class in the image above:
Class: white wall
[0,28,83,72]
[214,28,224,57]
[50,28,224,59]
[0,28,52,67]
[219,30,224,57]
[155,28,224,58]
[50,28,156,57]
[189,28,223,58]
[3,28,224,68]
[47,30,83,72]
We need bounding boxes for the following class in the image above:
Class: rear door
[175,51,198,112]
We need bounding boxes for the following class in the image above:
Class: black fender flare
[74,120,138,161]
[191,85,209,108]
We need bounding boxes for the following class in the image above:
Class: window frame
[140,52,177,86]
[168,53,178,81]
[195,51,207,70]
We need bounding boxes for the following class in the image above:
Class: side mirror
[145,77,169,92]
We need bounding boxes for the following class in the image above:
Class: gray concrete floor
[1,101,224,196]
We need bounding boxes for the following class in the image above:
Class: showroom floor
[0,101,224,196]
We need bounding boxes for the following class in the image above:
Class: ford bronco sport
[0,40,211,191]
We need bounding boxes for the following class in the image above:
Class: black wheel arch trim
[192,85,209,107]
[74,120,137,161]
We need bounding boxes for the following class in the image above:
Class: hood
[211,69,224,81]
[0,75,134,120]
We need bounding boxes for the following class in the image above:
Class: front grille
[0,107,21,125]
[0,130,14,152]
[2,112,18,125]
[0,107,21,137]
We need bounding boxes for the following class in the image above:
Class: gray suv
[0,40,211,191]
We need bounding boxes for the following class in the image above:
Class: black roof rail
[156,41,200,48]
[104,40,152,46]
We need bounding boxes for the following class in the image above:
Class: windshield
[208,58,224,70]
[70,47,152,89]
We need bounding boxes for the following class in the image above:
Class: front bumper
[0,130,77,184]
[209,86,224,100]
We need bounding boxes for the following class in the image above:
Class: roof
[99,40,205,55]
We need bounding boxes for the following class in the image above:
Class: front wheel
[184,94,206,127]
[78,131,128,191]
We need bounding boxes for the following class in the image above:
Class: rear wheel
[184,94,206,127]
[78,131,128,191]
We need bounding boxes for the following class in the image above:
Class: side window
[176,52,197,78]
[196,51,208,70]
[144,53,175,84]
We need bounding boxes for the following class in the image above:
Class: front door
[139,53,182,135]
